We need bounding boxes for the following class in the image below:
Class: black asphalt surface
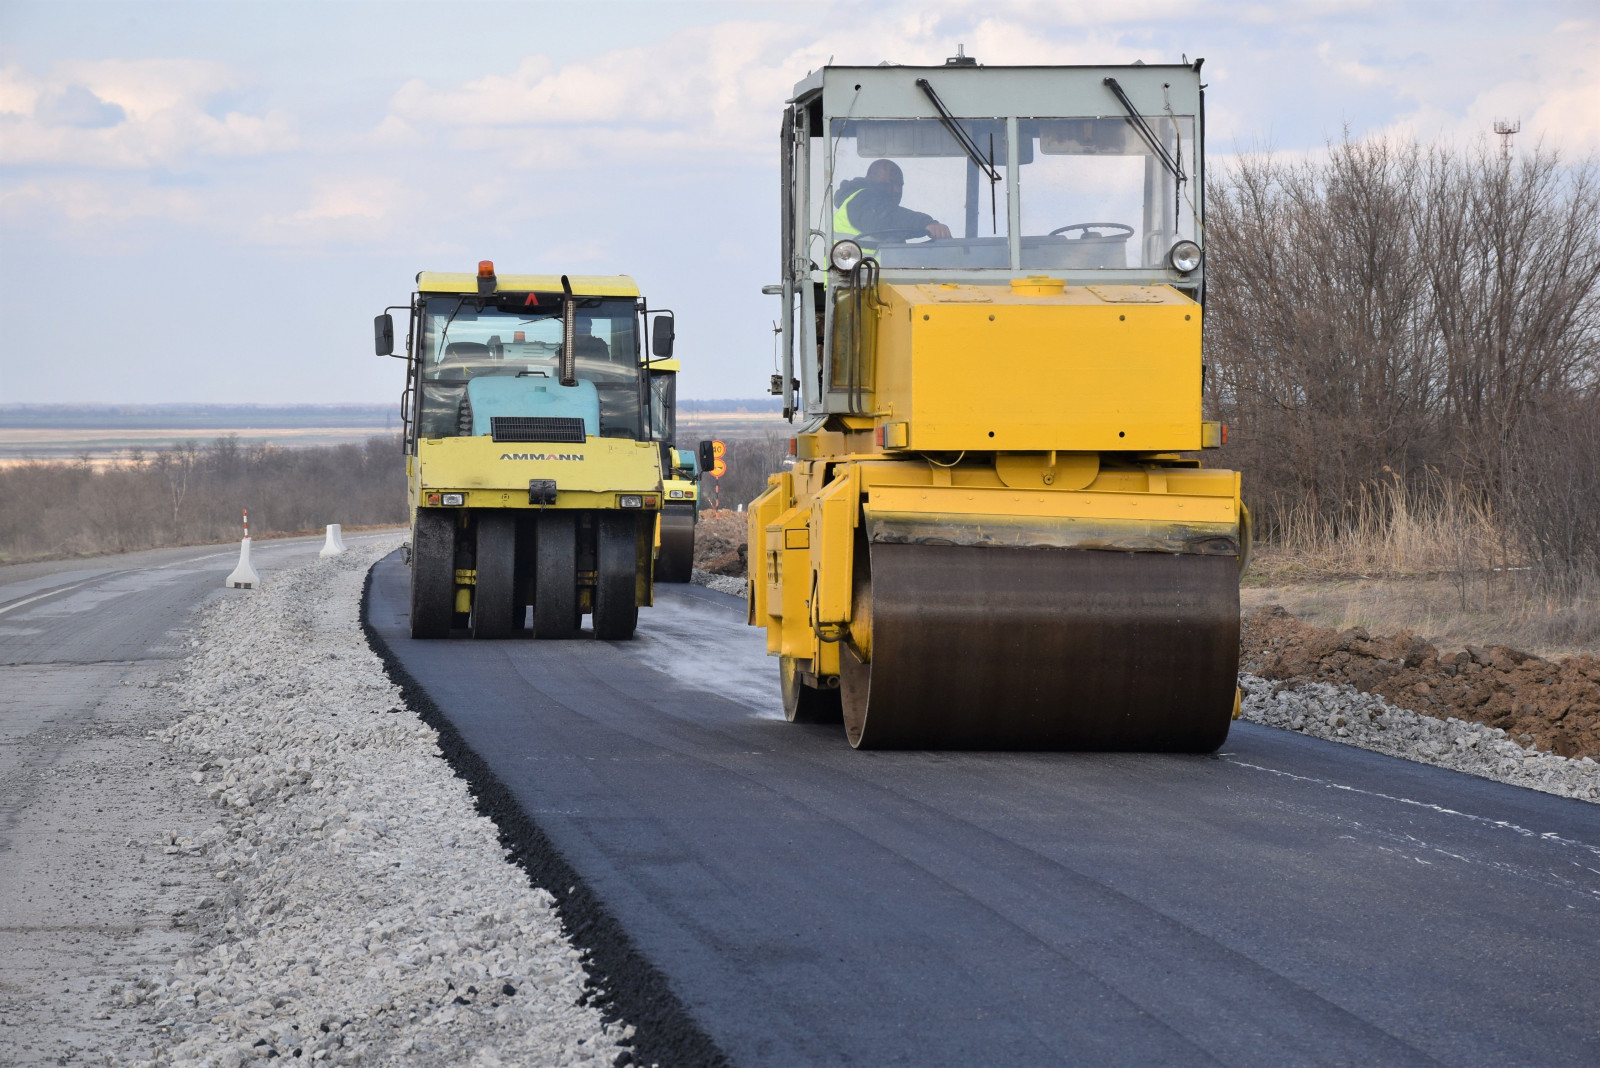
[366,552,1600,1067]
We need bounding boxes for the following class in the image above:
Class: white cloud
[0,59,298,168]
[1365,18,1600,154]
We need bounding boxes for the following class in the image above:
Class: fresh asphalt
[366,551,1600,1067]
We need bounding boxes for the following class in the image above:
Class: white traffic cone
[225,509,261,589]
[319,523,345,559]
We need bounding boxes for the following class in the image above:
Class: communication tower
[1493,118,1521,161]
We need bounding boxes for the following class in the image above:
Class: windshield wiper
[436,296,469,356]
[1103,77,1185,185]
[915,79,1001,184]
[916,78,1002,233]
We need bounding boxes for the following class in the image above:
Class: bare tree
[1206,135,1600,585]
[1421,147,1600,495]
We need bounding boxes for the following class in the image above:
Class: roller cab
[752,55,1245,749]
[380,268,676,640]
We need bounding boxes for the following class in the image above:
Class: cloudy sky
[2,0,1596,405]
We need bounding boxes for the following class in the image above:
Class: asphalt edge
[359,553,729,1068]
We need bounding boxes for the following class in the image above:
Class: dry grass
[1242,569,1600,661]
[1252,474,1514,580]
[1247,474,1599,658]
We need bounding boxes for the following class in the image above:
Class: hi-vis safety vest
[833,189,864,239]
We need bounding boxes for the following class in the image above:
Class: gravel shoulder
[5,541,633,1067]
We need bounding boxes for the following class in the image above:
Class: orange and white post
[225,508,261,589]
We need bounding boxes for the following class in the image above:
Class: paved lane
[368,552,1600,1067]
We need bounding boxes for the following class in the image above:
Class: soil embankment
[1242,606,1600,760]
[693,512,748,576]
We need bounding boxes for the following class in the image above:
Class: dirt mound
[693,512,748,576]
[1242,606,1600,759]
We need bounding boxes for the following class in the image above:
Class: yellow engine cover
[872,282,1203,453]
[413,435,663,511]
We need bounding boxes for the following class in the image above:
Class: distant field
[0,404,398,463]
[0,401,786,463]
[0,426,400,464]
[677,409,789,439]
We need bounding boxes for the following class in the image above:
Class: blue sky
[2,0,1596,404]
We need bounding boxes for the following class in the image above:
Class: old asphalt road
[0,532,400,1059]
[366,551,1600,1067]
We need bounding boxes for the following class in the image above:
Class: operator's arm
[848,196,945,238]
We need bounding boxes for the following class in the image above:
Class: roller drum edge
[656,509,696,583]
[781,656,844,724]
[840,543,1239,751]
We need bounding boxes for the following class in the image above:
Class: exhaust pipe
[559,275,577,387]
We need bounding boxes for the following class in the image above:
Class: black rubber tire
[471,512,516,639]
[410,510,456,639]
[781,656,843,724]
[532,511,579,639]
[656,507,696,583]
[593,512,640,640]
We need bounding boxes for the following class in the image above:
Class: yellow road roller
[749,55,1246,749]
[377,264,675,640]
[647,357,701,583]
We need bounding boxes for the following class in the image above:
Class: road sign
[710,439,726,479]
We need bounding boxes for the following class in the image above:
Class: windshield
[414,295,642,440]
[825,118,1008,268]
[824,115,1195,271]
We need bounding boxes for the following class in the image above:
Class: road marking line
[1225,756,1600,858]
[0,576,109,618]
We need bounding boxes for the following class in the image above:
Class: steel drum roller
[840,543,1240,750]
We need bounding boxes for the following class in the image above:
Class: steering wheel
[851,227,940,246]
[1048,222,1134,239]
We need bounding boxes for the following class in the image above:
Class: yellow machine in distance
[749,56,1247,749]
[647,357,701,582]
[377,264,676,640]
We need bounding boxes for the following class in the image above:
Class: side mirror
[651,315,675,358]
[374,313,395,356]
[697,439,716,473]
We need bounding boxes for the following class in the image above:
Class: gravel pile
[690,568,746,598]
[111,542,632,1068]
[1239,673,1600,803]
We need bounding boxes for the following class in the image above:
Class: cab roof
[416,272,640,298]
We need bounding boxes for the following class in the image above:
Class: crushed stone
[1239,673,1600,803]
[690,568,746,598]
[108,541,633,1068]
[1241,605,1600,759]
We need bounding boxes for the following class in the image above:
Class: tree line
[1205,138,1600,585]
[0,436,408,562]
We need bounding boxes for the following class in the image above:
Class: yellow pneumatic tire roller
[838,542,1240,751]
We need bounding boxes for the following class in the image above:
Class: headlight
[1167,240,1202,274]
[830,239,864,272]
[668,489,685,498]
[440,492,464,507]
[618,495,644,509]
